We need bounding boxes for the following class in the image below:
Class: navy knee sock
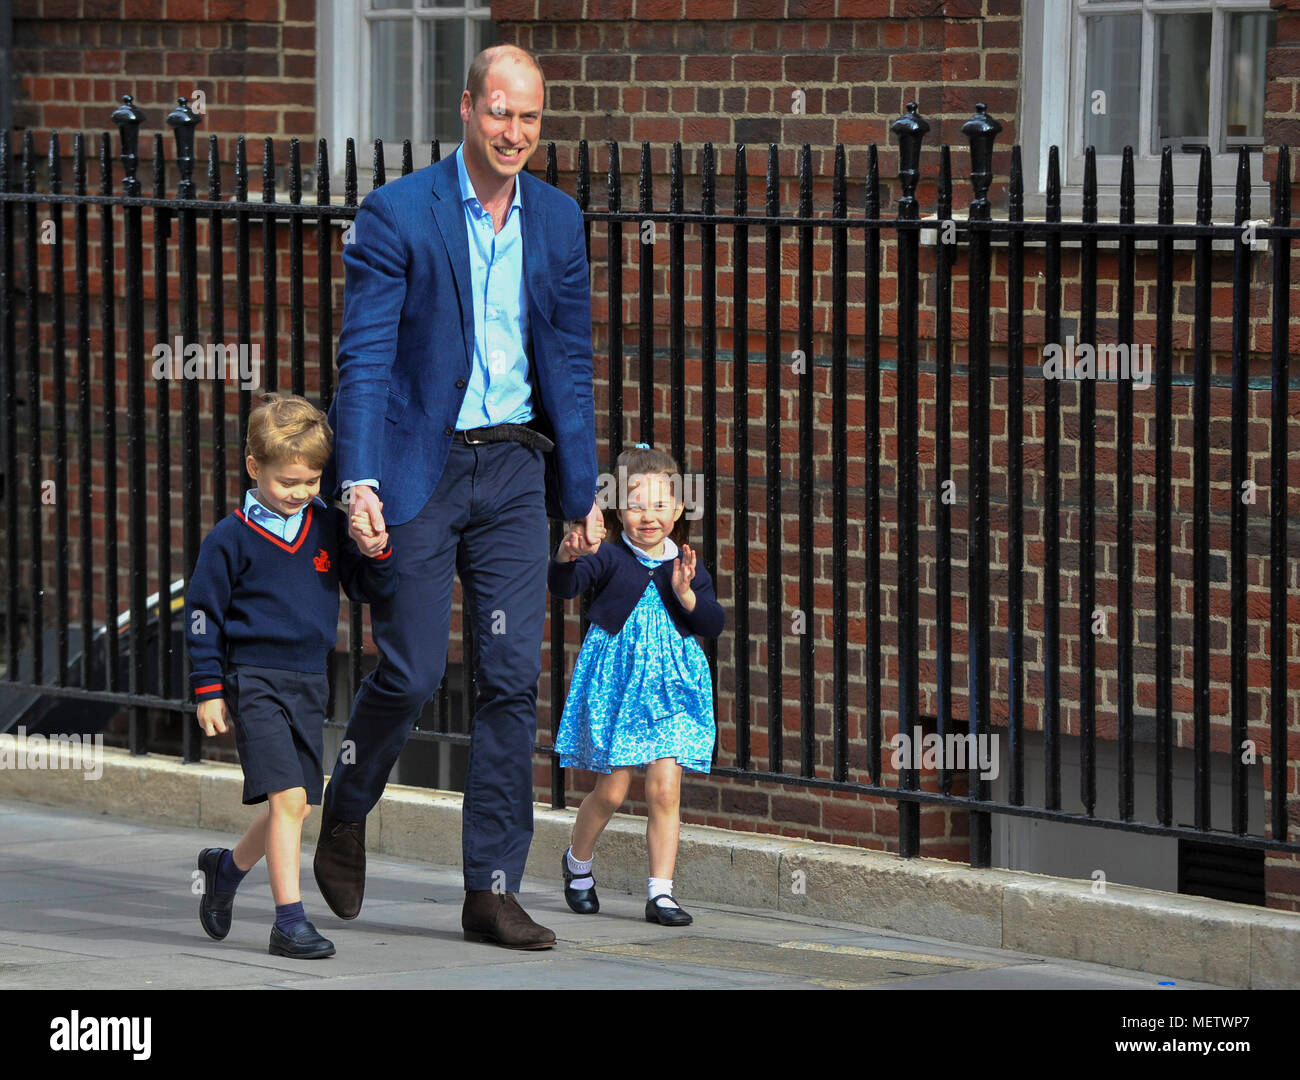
[214,849,249,894]
[274,901,307,935]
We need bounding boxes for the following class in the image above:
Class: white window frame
[1022,0,1275,220]
[317,0,495,194]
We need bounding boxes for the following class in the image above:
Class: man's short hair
[465,45,545,108]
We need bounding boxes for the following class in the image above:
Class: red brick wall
[493,0,1021,191]
[12,0,317,156]
[6,0,1299,906]
[1268,0,1300,148]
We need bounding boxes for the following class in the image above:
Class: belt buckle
[462,426,488,445]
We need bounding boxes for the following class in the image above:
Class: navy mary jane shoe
[561,849,599,914]
[645,894,693,927]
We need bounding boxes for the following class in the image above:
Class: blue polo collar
[242,490,325,535]
[455,141,524,217]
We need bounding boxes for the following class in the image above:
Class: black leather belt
[452,423,554,453]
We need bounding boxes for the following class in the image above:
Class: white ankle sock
[566,846,593,890]
[649,876,679,908]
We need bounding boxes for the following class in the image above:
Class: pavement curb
[2,736,1296,988]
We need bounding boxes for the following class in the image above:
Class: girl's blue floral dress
[554,534,716,774]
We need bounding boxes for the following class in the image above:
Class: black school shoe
[645,894,693,926]
[268,920,335,959]
[561,850,599,914]
[196,847,236,941]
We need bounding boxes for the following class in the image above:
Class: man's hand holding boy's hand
[197,698,230,736]
[347,486,385,539]
[347,485,389,557]
[352,513,390,557]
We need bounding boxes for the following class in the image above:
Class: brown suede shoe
[462,890,557,949]
[313,807,366,920]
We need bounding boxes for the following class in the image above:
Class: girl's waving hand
[671,544,697,611]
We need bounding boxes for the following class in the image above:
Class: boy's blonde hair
[245,393,332,470]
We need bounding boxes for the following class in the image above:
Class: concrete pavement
[0,798,1229,990]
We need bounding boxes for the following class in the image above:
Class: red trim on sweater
[234,504,314,554]
[194,682,223,695]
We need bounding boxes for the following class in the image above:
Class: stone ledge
[2,737,1295,988]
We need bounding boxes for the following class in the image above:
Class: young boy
[185,394,396,958]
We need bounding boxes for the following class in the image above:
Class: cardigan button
[444,426,453,436]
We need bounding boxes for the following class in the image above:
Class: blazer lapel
[521,178,554,323]
[429,153,475,376]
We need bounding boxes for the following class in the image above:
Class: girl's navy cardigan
[547,536,725,639]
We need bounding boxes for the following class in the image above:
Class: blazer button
[444,426,453,436]
[455,378,466,388]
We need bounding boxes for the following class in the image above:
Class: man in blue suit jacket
[314,45,602,949]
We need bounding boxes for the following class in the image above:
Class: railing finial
[962,102,1003,217]
[891,101,930,216]
[166,95,201,197]
[111,93,146,197]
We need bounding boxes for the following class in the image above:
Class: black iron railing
[0,95,1296,868]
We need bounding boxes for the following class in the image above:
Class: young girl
[548,443,725,926]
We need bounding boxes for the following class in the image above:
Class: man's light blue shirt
[454,140,533,430]
[243,490,325,544]
[344,142,534,494]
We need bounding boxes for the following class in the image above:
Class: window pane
[1155,12,1211,151]
[1083,14,1142,155]
[1224,12,1276,147]
[477,15,497,51]
[423,18,466,144]
[371,19,414,143]
[371,0,410,9]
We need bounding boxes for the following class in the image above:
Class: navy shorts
[224,664,330,806]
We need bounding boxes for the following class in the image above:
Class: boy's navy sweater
[547,534,725,639]
[185,498,397,702]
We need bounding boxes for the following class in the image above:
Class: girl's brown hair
[600,445,690,548]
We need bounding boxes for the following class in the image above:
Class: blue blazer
[323,151,598,526]
[547,537,726,640]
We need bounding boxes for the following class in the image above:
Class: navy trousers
[323,439,549,892]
